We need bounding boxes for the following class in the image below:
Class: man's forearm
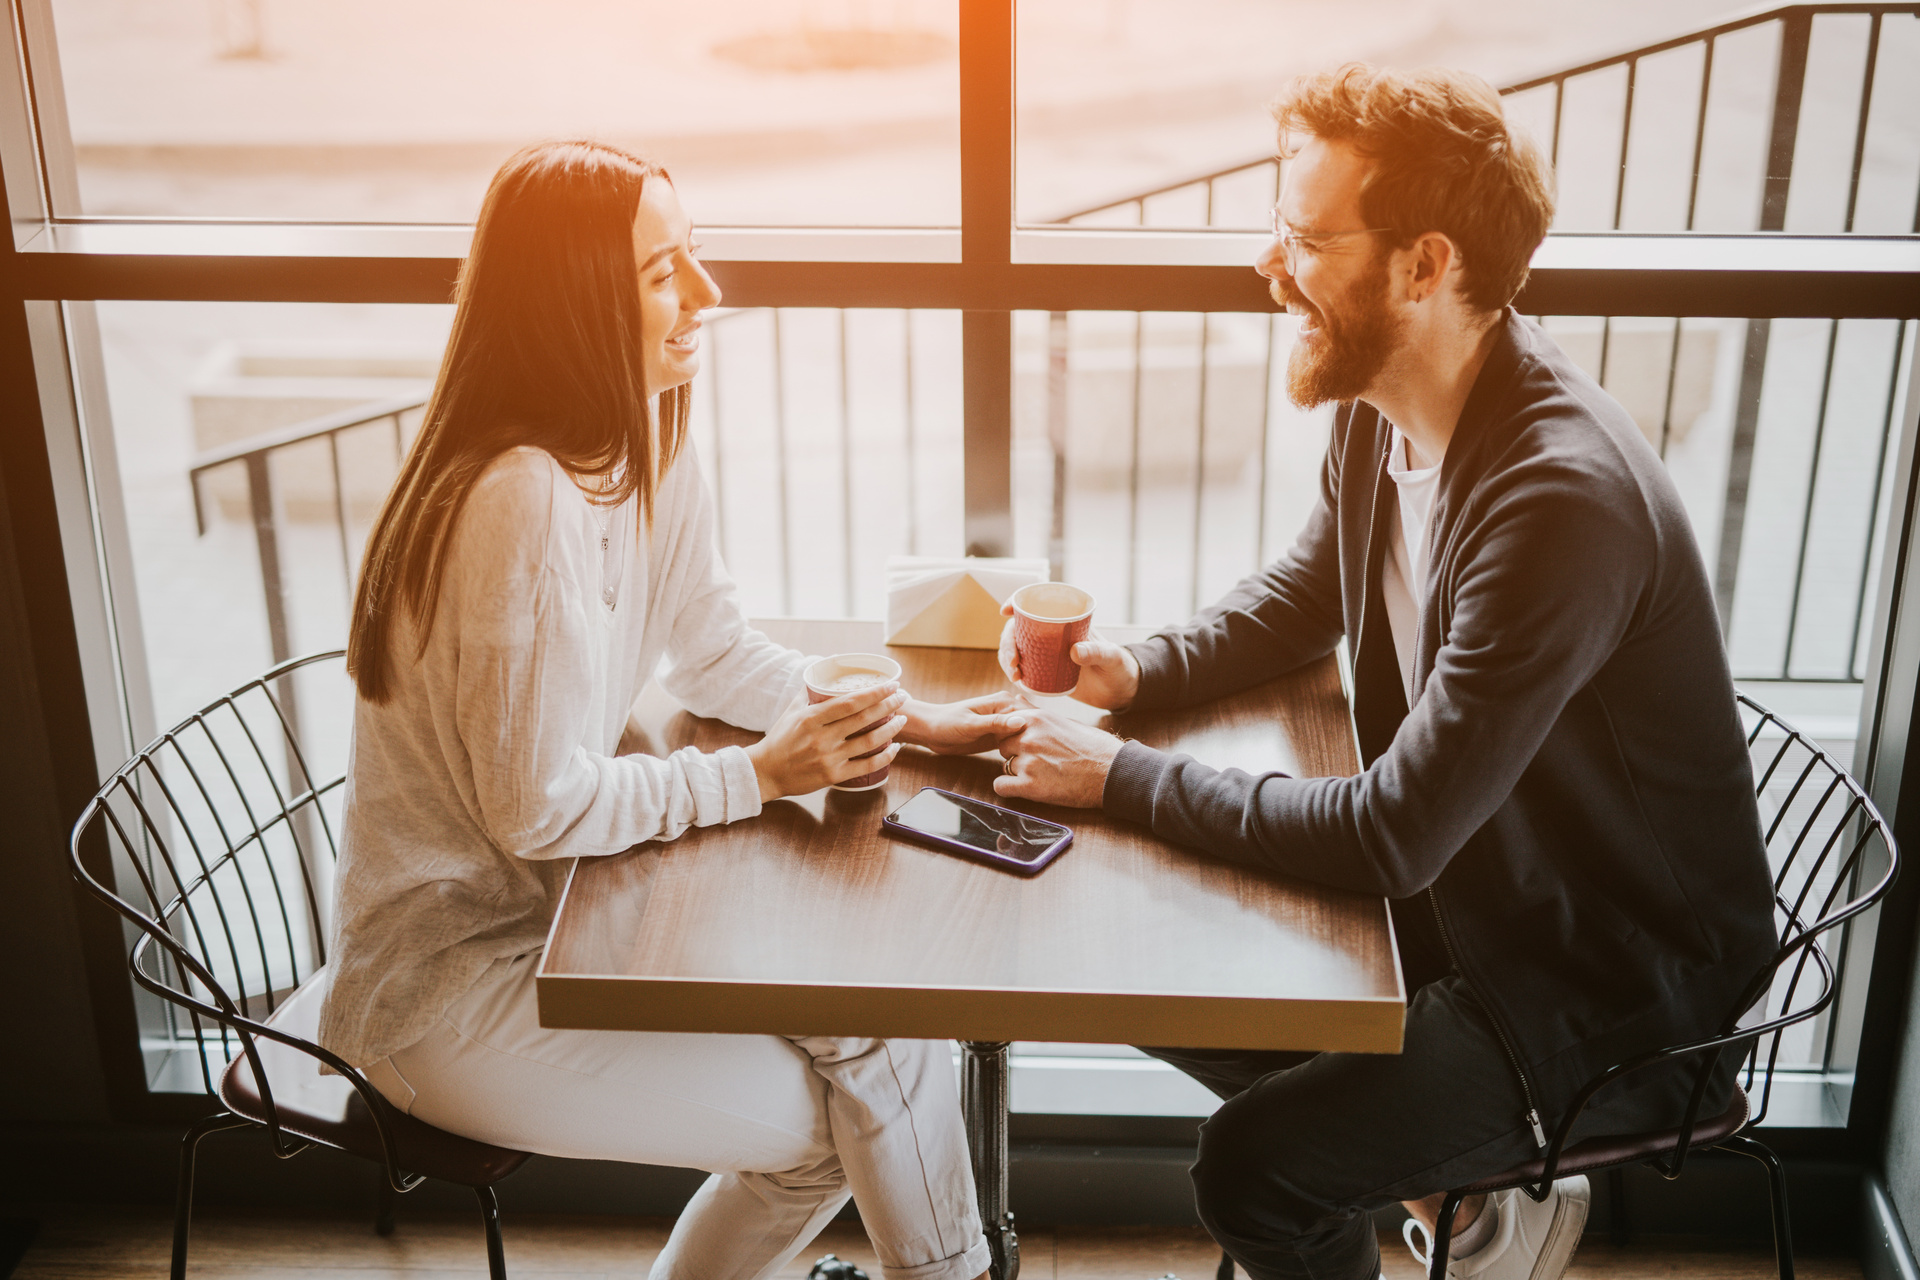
[1127,601,1341,711]
[1101,740,1430,898]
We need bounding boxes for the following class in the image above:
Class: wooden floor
[9,1205,1862,1280]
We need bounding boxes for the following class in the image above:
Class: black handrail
[1044,2,1920,229]
[189,0,1919,703]
[1500,0,1916,95]
[1034,0,1918,682]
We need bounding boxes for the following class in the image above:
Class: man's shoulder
[1382,319,1675,571]
[1501,316,1645,445]
[1483,318,1673,500]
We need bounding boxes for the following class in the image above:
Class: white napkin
[885,556,1050,649]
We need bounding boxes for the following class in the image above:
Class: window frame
[4,0,1920,1159]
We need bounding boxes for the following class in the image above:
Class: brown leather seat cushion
[217,972,532,1188]
[1455,1089,1750,1196]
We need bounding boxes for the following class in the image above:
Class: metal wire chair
[69,651,530,1280]
[1216,693,1898,1280]
[1411,693,1899,1280]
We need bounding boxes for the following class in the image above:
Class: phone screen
[887,789,1069,864]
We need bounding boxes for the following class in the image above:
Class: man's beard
[1279,267,1403,409]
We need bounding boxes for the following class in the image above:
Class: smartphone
[882,786,1073,876]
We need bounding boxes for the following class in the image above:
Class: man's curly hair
[1273,64,1555,313]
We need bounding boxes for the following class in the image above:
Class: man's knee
[1190,1090,1359,1243]
[1192,1110,1310,1244]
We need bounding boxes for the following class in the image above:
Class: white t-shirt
[1380,427,1443,705]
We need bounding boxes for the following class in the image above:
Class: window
[47,0,962,225]
[13,0,1920,1134]
[1015,0,1776,228]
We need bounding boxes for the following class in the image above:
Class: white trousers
[364,951,989,1280]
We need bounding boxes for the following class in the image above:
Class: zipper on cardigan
[1428,886,1548,1149]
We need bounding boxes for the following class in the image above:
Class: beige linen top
[318,445,807,1069]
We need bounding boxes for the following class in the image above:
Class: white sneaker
[1401,1176,1590,1280]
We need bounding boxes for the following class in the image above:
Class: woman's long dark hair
[348,141,690,703]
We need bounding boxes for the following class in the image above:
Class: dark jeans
[1142,976,1731,1280]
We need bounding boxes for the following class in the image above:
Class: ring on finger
[1003,755,1017,776]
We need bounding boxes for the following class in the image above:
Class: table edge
[535,969,1407,1054]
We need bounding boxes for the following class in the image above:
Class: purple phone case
[882,787,1073,876]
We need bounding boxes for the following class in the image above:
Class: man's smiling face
[1258,136,1407,410]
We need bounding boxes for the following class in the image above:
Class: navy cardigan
[1105,310,1779,1111]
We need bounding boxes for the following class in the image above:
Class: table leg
[960,1041,1019,1280]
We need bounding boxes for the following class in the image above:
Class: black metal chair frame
[68,651,517,1280]
[1409,692,1897,1280]
[1213,693,1898,1280]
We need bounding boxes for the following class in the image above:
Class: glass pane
[1011,309,1911,1124]
[52,1,959,224]
[1019,6,1920,236]
[86,301,959,745]
[81,299,959,1091]
[92,301,448,732]
[1009,309,1321,628]
[1015,311,1910,750]
[692,307,965,617]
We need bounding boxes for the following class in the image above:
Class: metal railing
[188,392,423,674]
[701,307,938,617]
[1048,3,1920,234]
[182,308,947,651]
[1024,309,1915,683]
[184,6,1920,693]
[188,308,1914,695]
[1028,310,1281,622]
[1035,2,1920,684]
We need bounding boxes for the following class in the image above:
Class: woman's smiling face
[631,178,721,397]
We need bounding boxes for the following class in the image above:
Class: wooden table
[539,619,1402,1279]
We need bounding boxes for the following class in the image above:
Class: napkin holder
[885,556,1050,649]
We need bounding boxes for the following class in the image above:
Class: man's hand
[898,693,1030,756]
[997,602,1142,710]
[994,701,1126,809]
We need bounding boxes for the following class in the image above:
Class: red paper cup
[1010,583,1095,696]
[803,653,903,792]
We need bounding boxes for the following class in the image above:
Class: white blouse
[318,445,807,1069]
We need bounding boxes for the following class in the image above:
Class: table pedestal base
[960,1041,1019,1280]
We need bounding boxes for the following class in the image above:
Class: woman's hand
[745,683,909,803]
[898,692,1030,756]
[997,602,1142,711]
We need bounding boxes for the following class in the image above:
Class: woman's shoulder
[449,447,572,573]
[469,446,569,516]
[655,444,705,504]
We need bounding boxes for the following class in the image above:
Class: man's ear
[1406,232,1459,304]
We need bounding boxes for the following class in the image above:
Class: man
[992,65,1779,1280]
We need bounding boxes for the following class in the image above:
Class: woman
[319,141,1010,1280]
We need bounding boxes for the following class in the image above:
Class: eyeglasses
[1269,208,1395,270]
